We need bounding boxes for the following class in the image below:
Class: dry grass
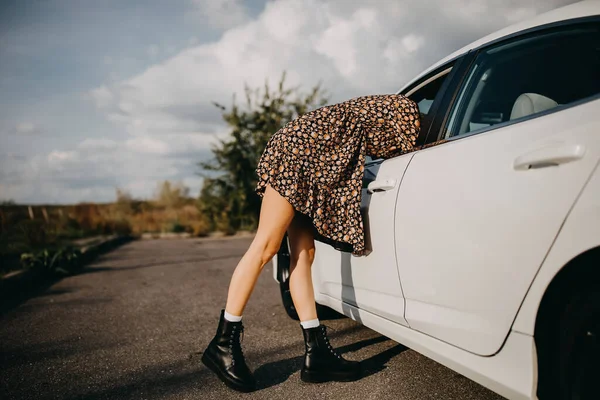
[127,203,210,236]
[0,199,211,275]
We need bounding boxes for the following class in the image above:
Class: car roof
[399,0,600,92]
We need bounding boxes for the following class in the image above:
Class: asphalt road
[1,237,504,400]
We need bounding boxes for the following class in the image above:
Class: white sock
[224,310,242,322]
[300,318,320,329]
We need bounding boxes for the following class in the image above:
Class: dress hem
[255,177,365,256]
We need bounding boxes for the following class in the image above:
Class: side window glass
[405,68,452,130]
[365,67,452,166]
[445,24,600,138]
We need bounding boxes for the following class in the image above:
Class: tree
[198,72,328,232]
[155,180,190,209]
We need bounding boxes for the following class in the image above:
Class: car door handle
[367,178,396,194]
[513,144,585,171]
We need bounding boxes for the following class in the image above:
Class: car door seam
[392,152,418,329]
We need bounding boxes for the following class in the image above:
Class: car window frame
[411,52,477,147]
[398,54,469,148]
[364,53,474,168]
[435,16,600,143]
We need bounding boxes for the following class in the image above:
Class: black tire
[276,233,342,321]
[276,233,299,320]
[537,287,599,399]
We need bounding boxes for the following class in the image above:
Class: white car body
[273,2,600,399]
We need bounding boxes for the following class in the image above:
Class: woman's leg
[224,184,295,316]
[287,213,318,322]
[202,184,294,393]
[288,214,362,384]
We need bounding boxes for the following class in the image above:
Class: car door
[394,20,600,356]
[313,58,463,326]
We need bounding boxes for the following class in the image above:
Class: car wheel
[559,290,599,399]
[276,234,299,320]
[276,234,341,321]
[538,288,599,399]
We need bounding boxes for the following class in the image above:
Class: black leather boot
[301,324,361,383]
[201,310,256,392]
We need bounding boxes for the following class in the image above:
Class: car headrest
[510,93,558,120]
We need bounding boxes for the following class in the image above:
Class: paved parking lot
[0,237,504,399]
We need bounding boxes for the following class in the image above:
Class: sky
[0,0,578,204]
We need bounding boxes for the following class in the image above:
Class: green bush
[20,246,82,276]
[197,73,328,234]
[57,216,86,240]
[111,219,132,235]
[18,219,58,248]
[170,221,187,233]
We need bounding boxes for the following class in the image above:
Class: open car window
[405,67,452,121]
[444,22,600,139]
[364,63,456,165]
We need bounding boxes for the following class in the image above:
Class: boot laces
[320,325,341,359]
[229,324,245,365]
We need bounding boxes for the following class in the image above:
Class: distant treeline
[0,180,208,275]
[0,74,328,276]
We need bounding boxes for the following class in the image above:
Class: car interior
[449,25,600,137]
[407,71,450,135]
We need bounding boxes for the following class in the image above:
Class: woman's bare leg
[287,214,318,322]
[224,184,295,316]
[291,217,361,384]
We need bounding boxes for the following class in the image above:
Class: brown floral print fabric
[255,94,420,256]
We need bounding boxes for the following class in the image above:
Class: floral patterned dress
[255,93,421,256]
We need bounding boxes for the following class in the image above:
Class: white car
[272,2,600,399]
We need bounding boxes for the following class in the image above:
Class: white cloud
[78,138,118,151]
[95,0,578,153]
[15,122,37,134]
[125,136,170,155]
[5,0,578,204]
[313,10,361,78]
[402,34,425,54]
[89,85,114,108]
[0,136,211,203]
[48,150,77,164]
[191,0,249,30]
[146,44,160,58]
